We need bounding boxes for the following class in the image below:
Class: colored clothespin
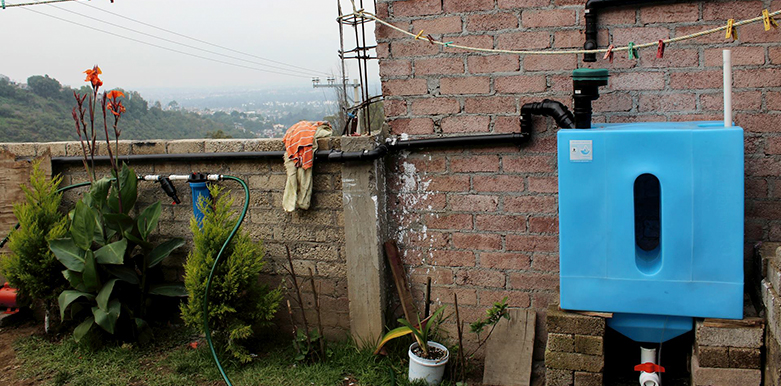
[603,44,614,63]
[627,42,638,60]
[725,19,738,40]
[657,40,665,59]
[444,41,454,48]
[414,30,425,40]
[426,34,435,44]
[763,9,779,31]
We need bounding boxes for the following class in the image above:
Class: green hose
[203,175,249,386]
[0,180,92,248]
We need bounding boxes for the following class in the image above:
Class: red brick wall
[377,0,781,363]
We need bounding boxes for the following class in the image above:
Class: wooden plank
[702,317,764,328]
[482,308,536,386]
[557,306,613,319]
[384,240,418,322]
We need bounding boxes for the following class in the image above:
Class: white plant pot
[408,341,450,385]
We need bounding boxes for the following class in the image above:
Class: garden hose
[0,180,92,248]
[203,174,249,386]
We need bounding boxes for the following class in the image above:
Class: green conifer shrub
[181,185,281,363]
[1,161,67,329]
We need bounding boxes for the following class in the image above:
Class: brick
[465,96,517,114]
[742,21,781,43]
[410,97,460,115]
[450,194,499,212]
[611,27,669,47]
[376,42,389,58]
[507,234,558,252]
[640,48,699,68]
[547,308,605,336]
[376,21,410,40]
[509,271,559,289]
[467,12,518,32]
[480,252,531,270]
[691,353,761,386]
[504,155,555,173]
[530,216,558,233]
[574,335,602,355]
[443,0,494,12]
[468,55,520,74]
[384,99,407,117]
[669,70,722,90]
[389,118,435,135]
[703,1,763,20]
[415,57,464,75]
[548,333,575,352]
[611,72,665,90]
[478,289,530,308]
[473,175,526,193]
[391,40,440,57]
[441,115,491,133]
[495,75,547,94]
[729,347,761,369]
[701,91,762,111]
[431,249,476,267]
[440,76,490,95]
[533,254,559,272]
[528,177,558,193]
[771,47,781,65]
[498,0,550,9]
[639,93,696,112]
[475,211,524,233]
[427,213,472,230]
[451,154,499,172]
[573,372,602,386]
[735,68,781,88]
[428,175,471,192]
[524,54,578,71]
[704,47,765,67]
[382,78,428,96]
[494,116,521,133]
[455,268,506,287]
[599,7,636,25]
[545,368,574,386]
[592,92,633,113]
[696,320,763,348]
[737,113,781,134]
[496,31,551,50]
[504,196,557,213]
[768,91,781,111]
[446,35,494,54]
[522,9,577,28]
[412,16,463,34]
[453,232,502,250]
[392,0,441,17]
[545,351,604,373]
[640,3,699,23]
[431,287,477,305]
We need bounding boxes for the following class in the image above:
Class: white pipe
[639,347,661,386]
[723,49,732,127]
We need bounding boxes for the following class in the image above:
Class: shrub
[1,160,67,330]
[181,185,281,363]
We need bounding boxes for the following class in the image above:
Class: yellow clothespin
[414,30,425,40]
[763,9,779,31]
[725,19,738,40]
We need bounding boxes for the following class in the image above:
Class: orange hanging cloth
[284,121,327,169]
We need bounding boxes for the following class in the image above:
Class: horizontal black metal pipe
[49,132,530,165]
[583,0,686,62]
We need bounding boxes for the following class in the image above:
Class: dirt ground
[0,320,40,386]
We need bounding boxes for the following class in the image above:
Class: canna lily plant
[374,306,446,358]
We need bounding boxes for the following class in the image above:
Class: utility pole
[312,77,363,134]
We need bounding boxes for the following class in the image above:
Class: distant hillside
[0,75,270,143]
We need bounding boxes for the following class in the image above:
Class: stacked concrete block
[545,306,605,386]
[691,318,763,386]
[763,247,781,386]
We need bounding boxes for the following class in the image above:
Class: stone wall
[0,138,353,339]
[376,0,781,374]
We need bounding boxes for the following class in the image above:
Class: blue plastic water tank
[557,121,744,340]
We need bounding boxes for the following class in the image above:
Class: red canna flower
[106,89,126,117]
[83,65,103,88]
[105,90,124,99]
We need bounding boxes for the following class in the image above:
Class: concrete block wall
[376,0,781,370]
[691,319,764,385]
[763,247,781,386]
[544,307,605,386]
[0,139,351,339]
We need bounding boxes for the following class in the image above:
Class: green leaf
[74,316,94,343]
[148,283,188,297]
[62,270,85,292]
[104,213,134,235]
[82,251,100,292]
[105,266,139,285]
[108,164,137,215]
[96,279,119,310]
[94,239,127,265]
[123,231,152,250]
[58,290,95,320]
[70,200,96,250]
[50,238,85,272]
[137,202,161,240]
[92,298,121,334]
[135,318,153,345]
[148,238,185,268]
[89,177,112,210]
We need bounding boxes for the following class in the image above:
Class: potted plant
[375,306,449,385]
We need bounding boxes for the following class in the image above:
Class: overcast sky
[0,0,379,91]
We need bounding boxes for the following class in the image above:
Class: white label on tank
[569,140,593,162]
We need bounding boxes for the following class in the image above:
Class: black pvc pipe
[521,100,576,132]
[583,0,686,62]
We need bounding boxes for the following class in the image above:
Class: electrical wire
[18,6,312,79]
[0,0,81,8]
[45,3,326,78]
[203,175,249,386]
[75,1,331,77]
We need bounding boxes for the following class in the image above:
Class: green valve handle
[572,69,609,129]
